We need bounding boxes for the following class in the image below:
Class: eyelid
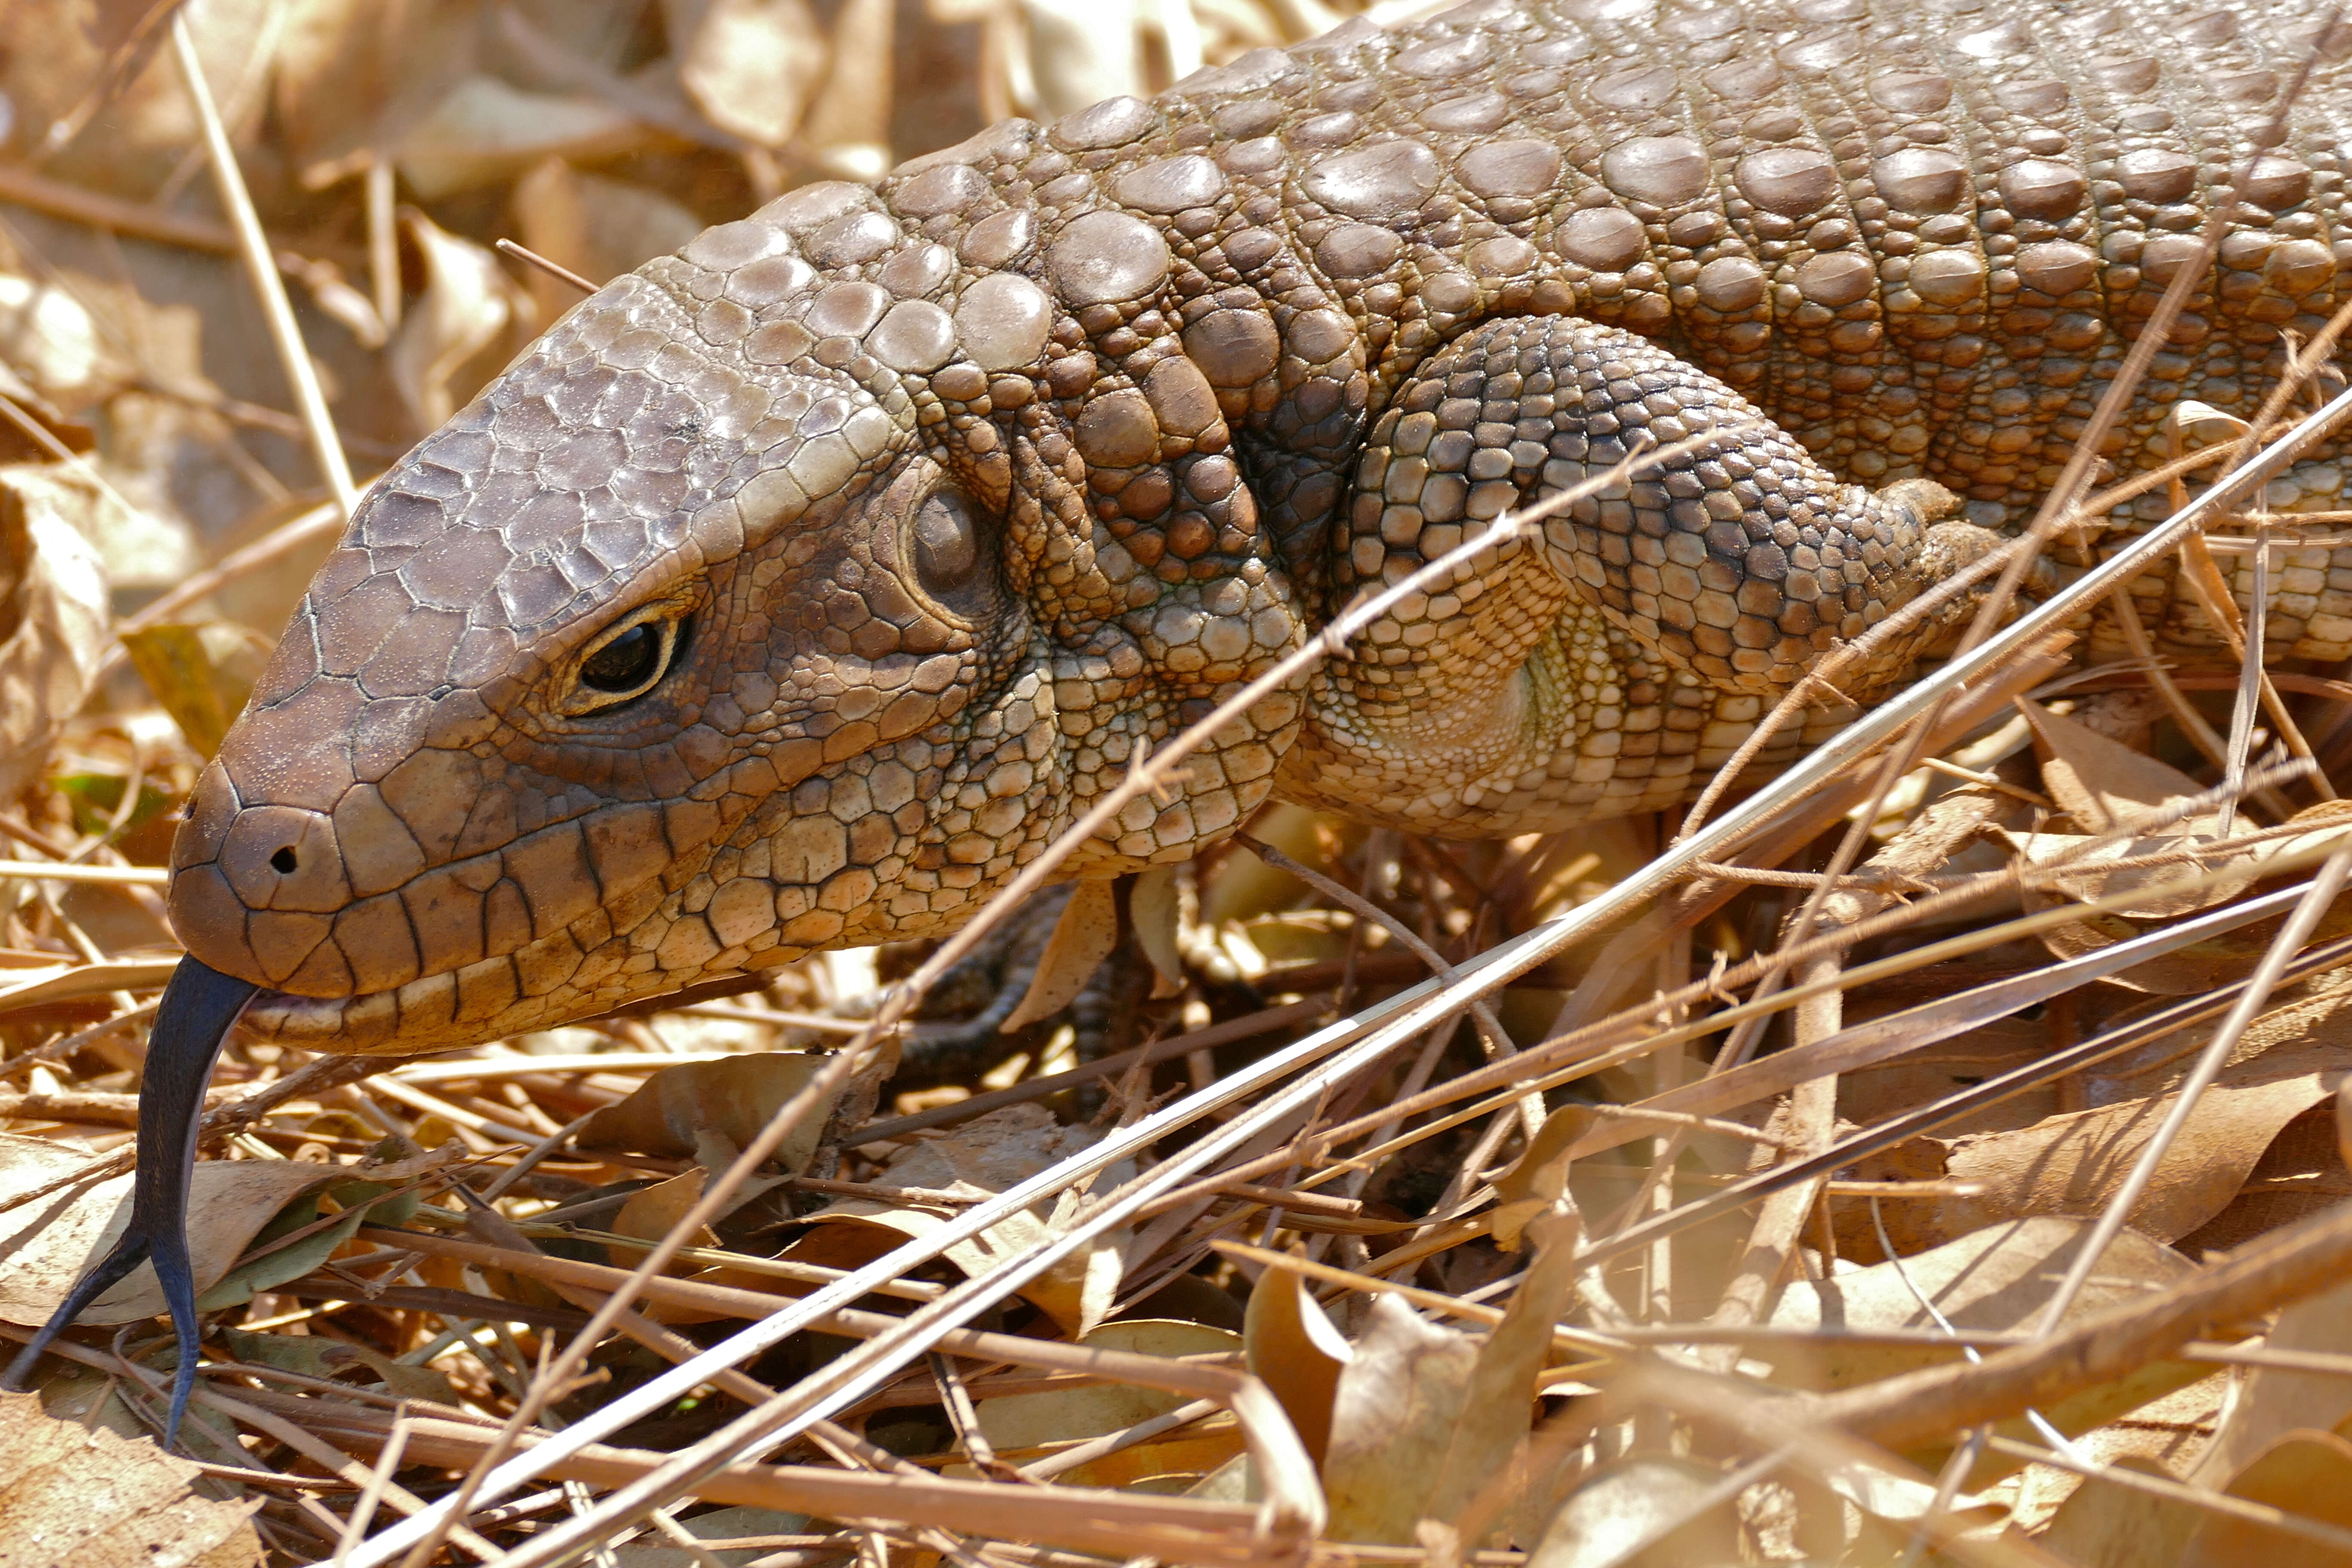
[559,594,697,716]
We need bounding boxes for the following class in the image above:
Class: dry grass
[8,3,2352,1566]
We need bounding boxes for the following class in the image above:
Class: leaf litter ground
[11,3,2352,1566]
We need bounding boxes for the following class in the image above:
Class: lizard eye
[906,486,991,619]
[568,606,691,714]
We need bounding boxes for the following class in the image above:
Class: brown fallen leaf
[0,1390,262,1568]
[1001,878,1121,1031]
[510,158,703,317]
[1525,1456,1742,1568]
[388,208,530,430]
[2036,1454,2206,1568]
[668,0,829,146]
[0,466,110,801]
[1914,1050,2350,1249]
[2191,1275,2352,1490]
[0,1137,451,1327]
[393,75,648,200]
[118,623,260,761]
[1321,1294,1480,1545]
[803,1103,1132,1333]
[2180,1429,2352,1568]
[2019,698,2221,837]
[573,1052,843,1175]
[1766,1217,2207,1464]
[1241,1264,1348,1468]
[971,1319,1243,1481]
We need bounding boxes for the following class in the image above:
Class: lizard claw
[2,958,257,1450]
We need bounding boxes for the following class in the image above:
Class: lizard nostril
[270,847,299,875]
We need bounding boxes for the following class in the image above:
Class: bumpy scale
[151,0,2352,1066]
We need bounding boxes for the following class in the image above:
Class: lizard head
[166,159,1310,1054]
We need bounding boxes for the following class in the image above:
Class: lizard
[15,0,2352,1443]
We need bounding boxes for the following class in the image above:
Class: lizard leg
[1279,314,2002,837]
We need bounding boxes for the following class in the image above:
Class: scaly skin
[159,0,2352,1057]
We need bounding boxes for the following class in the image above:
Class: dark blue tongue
[3,957,258,1449]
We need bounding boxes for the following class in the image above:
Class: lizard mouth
[234,947,647,1057]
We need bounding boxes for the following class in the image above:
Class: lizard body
[182,0,2352,1054]
[15,0,2352,1436]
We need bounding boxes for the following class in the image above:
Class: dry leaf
[574,1054,843,1175]
[1767,1218,2208,1466]
[1130,865,1186,997]
[1023,0,1145,118]
[118,624,261,760]
[1920,1051,2348,1247]
[0,1391,262,1568]
[2037,1454,2206,1568]
[0,274,119,416]
[796,0,896,175]
[0,468,109,801]
[393,75,647,199]
[511,158,704,317]
[1241,1265,1348,1468]
[0,1137,451,1327]
[804,1104,1131,1333]
[1491,1105,1597,1250]
[667,0,829,146]
[1322,1295,1480,1544]
[609,1505,811,1567]
[214,1325,458,1409]
[390,209,530,430]
[2193,1275,2352,1489]
[2180,1429,2352,1568]
[974,1319,1241,1475]
[1767,1218,2197,1391]
[1001,879,1120,1032]
[2018,698,2220,836]
[1526,1457,1741,1568]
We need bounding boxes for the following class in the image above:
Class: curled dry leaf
[1907,1047,2350,1250]
[974,1319,1243,1483]
[2037,1454,2206,1568]
[393,76,648,200]
[1491,1104,1596,1250]
[0,467,109,801]
[2018,698,2222,837]
[795,0,897,177]
[2192,1275,2352,1489]
[0,1136,453,1327]
[667,0,829,146]
[1130,865,1187,996]
[389,208,531,430]
[1767,1217,2207,1464]
[804,1103,1132,1333]
[2180,1429,2352,1568]
[0,1390,262,1568]
[1241,1264,1349,1467]
[1001,878,1121,1032]
[573,1053,843,1175]
[1525,1457,1741,1568]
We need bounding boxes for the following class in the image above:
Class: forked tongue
[2,958,258,1449]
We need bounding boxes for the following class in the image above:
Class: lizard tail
[3,957,257,1450]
